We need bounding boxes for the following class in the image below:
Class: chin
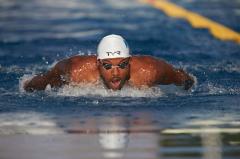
[107,82,124,91]
[108,84,122,91]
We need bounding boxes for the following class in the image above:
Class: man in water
[24,34,194,92]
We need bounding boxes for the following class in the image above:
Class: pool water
[0,0,240,158]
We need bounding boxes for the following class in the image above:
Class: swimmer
[24,34,194,92]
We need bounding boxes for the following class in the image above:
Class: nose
[111,67,120,76]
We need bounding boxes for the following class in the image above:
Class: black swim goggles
[99,59,130,70]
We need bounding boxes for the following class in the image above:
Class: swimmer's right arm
[24,59,70,92]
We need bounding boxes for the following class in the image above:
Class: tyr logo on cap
[106,51,121,56]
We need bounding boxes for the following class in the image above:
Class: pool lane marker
[140,0,240,44]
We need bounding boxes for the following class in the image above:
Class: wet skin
[98,58,130,90]
[24,55,194,92]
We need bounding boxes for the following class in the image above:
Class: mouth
[110,77,122,89]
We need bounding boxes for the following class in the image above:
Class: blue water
[0,0,240,159]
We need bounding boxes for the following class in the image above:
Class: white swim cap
[97,34,130,59]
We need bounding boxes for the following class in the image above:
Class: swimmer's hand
[23,79,35,92]
[175,69,194,90]
[183,78,194,90]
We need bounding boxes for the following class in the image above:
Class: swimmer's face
[98,58,130,90]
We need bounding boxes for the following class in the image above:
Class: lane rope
[140,0,240,44]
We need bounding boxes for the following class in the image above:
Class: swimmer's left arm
[157,60,194,90]
[173,68,194,90]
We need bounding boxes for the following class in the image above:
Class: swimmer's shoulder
[129,55,166,86]
[54,55,97,72]
[67,55,98,69]
[66,55,99,83]
[131,55,165,67]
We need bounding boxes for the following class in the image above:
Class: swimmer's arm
[24,59,70,92]
[157,60,194,90]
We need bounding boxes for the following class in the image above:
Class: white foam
[56,83,164,98]
[0,112,64,135]
[204,83,240,95]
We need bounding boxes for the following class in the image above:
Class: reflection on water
[201,132,222,159]
[0,111,240,159]
[99,132,128,158]
[159,119,240,159]
[67,114,158,159]
[98,118,129,158]
[63,113,240,159]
